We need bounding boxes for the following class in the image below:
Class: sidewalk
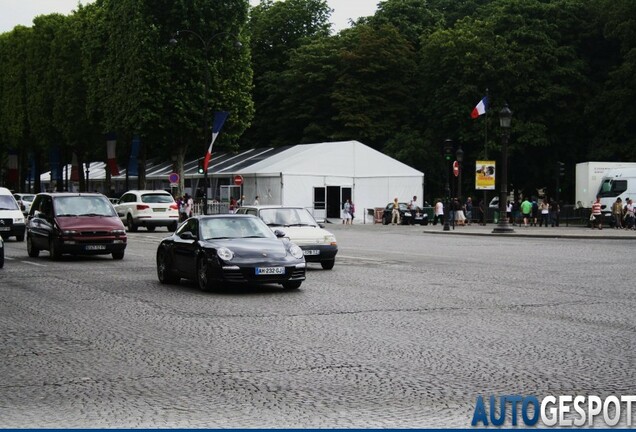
[420,222,636,239]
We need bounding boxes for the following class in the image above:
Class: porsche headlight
[217,247,234,261]
[289,244,303,259]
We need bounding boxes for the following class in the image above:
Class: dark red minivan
[26,193,127,260]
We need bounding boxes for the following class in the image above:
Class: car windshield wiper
[206,236,232,240]
[286,223,315,227]
[242,235,264,238]
[56,213,78,217]
[80,213,104,217]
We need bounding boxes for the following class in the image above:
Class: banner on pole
[475,160,496,190]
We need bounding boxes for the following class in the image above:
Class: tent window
[313,187,325,210]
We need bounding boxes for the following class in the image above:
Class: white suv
[235,205,338,269]
[114,190,179,232]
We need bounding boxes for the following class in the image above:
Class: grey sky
[0,0,378,34]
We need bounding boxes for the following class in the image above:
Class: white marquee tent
[40,141,424,222]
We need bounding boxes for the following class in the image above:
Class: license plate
[153,208,166,212]
[255,267,285,275]
[303,249,320,256]
[0,227,9,231]
[86,245,106,250]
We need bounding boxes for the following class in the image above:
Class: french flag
[471,96,488,119]
[106,133,120,176]
[202,111,229,172]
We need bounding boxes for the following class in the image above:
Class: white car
[14,193,36,215]
[235,205,338,269]
[114,190,179,232]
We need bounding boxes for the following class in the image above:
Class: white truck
[597,168,636,217]
[575,162,636,208]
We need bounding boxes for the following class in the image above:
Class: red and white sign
[453,161,460,177]
[233,175,244,186]
[168,172,179,184]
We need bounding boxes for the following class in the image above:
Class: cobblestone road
[0,223,634,427]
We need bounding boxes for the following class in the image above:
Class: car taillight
[170,204,178,210]
[136,204,150,210]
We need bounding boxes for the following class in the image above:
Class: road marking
[19,260,48,267]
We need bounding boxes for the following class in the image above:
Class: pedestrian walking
[611,197,623,229]
[343,199,352,225]
[433,199,444,225]
[539,198,550,227]
[391,197,400,225]
[591,196,603,229]
[520,197,532,227]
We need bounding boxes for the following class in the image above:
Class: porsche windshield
[200,217,275,240]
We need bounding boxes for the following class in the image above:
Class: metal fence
[193,201,230,215]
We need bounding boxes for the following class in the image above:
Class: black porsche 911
[156,214,306,290]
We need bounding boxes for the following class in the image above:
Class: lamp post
[170,30,241,215]
[456,145,464,202]
[443,138,453,231]
[492,103,514,233]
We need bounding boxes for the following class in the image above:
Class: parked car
[156,214,306,290]
[26,192,127,260]
[0,187,26,241]
[235,205,338,270]
[382,202,429,225]
[0,236,4,268]
[14,193,36,215]
[114,190,179,232]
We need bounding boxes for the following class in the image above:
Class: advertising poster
[476,160,496,190]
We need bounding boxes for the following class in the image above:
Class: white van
[0,187,26,241]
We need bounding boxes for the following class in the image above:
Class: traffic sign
[453,161,459,177]
[168,172,179,184]
[233,175,244,186]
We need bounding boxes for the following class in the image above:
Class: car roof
[123,190,171,194]
[39,192,106,198]
[196,214,257,219]
[240,205,306,210]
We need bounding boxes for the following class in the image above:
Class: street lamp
[456,145,464,202]
[443,138,453,231]
[170,30,241,214]
[492,103,514,233]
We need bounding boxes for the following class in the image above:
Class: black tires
[156,248,179,284]
[49,239,62,260]
[321,259,335,270]
[27,236,40,258]
[112,251,125,260]
[127,215,138,232]
[197,255,212,291]
[282,280,302,290]
[146,226,156,232]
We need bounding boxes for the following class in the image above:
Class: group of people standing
[608,196,635,229]
[176,193,194,222]
[432,197,472,226]
[431,196,562,228]
[342,199,356,224]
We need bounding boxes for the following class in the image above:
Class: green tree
[245,0,331,148]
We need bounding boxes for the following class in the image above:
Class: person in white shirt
[433,199,444,225]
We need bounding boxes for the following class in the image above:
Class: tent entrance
[326,186,351,219]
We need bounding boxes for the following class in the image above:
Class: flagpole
[483,88,489,225]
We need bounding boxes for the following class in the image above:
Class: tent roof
[41,141,423,181]
[234,141,423,178]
